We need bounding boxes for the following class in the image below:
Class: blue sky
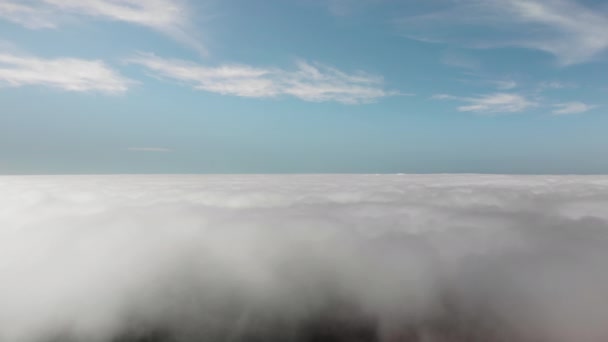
[0,0,607,174]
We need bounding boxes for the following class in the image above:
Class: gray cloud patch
[1,174,608,341]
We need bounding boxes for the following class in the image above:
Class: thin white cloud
[0,0,204,54]
[441,51,480,70]
[433,92,537,114]
[538,81,578,90]
[497,0,608,65]
[0,52,133,94]
[494,80,518,90]
[552,101,596,115]
[129,53,396,104]
[0,1,57,28]
[400,0,608,65]
[127,147,172,153]
[325,0,381,16]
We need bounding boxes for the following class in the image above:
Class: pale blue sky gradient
[0,0,607,174]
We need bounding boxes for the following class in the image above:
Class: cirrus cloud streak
[0,52,133,94]
[399,0,608,65]
[552,101,596,115]
[129,53,398,104]
[0,0,205,54]
[433,92,537,114]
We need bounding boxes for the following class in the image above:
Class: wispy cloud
[441,51,480,70]
[399,0,608,65]
[538,81,578,90]
[324,0,381,16]
[434,92,537,114]
[434,92,596,116]
[496,0,608,65]
[0,1,57,29]
[127,147,172,153]
[552,102,596,115]
[0,0,204,54]
[494,80,518,90]
[129,53,397,104]
[0,52,133,94]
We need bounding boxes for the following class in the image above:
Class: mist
[1,174,608,342]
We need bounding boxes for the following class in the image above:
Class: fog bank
[1,174,608,342]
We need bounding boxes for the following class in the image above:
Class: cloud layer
[2,175,608,341]
[129,54,395,104]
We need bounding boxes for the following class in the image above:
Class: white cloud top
[1,175,608,341]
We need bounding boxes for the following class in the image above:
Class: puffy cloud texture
[1,175,608,341]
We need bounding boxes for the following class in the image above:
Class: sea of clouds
[1,174,608,342]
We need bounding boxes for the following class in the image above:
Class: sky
[0,0,607,174]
